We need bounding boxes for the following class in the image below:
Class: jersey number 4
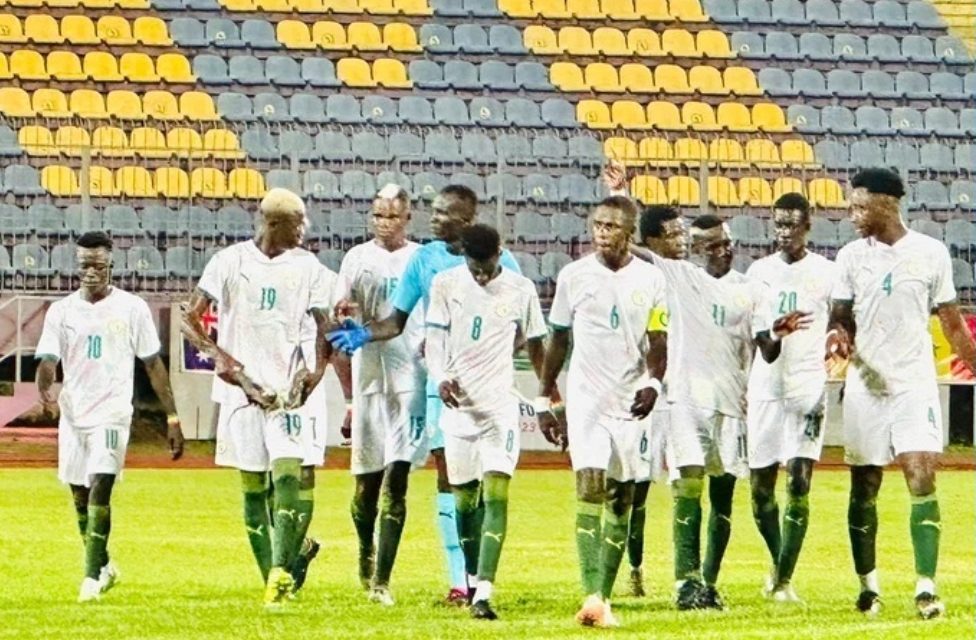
[882,272,893,296]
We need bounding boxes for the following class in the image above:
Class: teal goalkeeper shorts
[425,378,444,451]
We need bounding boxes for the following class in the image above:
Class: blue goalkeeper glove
[327,319,372,355]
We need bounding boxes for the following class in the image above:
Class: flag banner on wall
[180,302,218,374]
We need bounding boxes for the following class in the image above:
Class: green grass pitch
[0,468,972,639]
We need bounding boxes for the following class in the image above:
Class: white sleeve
[522,287,548,340]
[548,270,573,328]
[831,246,855,301]
[931,244,957,306]
[197,250,227,303]
[751,281,774,336]
[425,276,451,385]
[35,303,63,361]
[334,251,356,304]
[308,264,335,312]
[133,299,162,359]
[425,275,451,329]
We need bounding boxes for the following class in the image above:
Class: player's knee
[70,486,89,514]
[299,466,315,492]
[672,476,704,500]
[241,470,270,494]
[384,462,410,500]
[849,467,882,503]
[483,472,510,504]
[451,480,480,513]
[605,480,635,517]
[88,474,115,506]
[575,468,606,504]
[905,473,936,497]
[786,473,811,498]
[271,457,301,483]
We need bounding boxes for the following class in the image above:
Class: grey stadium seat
[758,68,794,97]
[773,0,806,25]
[326,94,364,124]
[489,25,526,54]
[765,31,800,60]
[787,105,822,132]
[266,56,305,87]
[128,246,167,278]
[541,98,578,127]
[399,96,436,125]
[193,55,231,85]
[487,173,524,202]
[840,0,874,26]
[171,18,207,47]
[703,0,738,21]
[913,181,950,210]
[316,131,354,161]
[304,170,341,199]
[806,0,844,26]
[331,210,368,243]
[541,251,573,280]
[908,0,944,28]
[920,142,954,173]
[28,204,66,237]
[207,18,244,47]
[253,93,290,121]
[4,165,44,195]
[481,61,518,90]
[165,246,200,278]
[410,60,448,89]
[266,169,302,193]
[455,24,491,53]
[814,140,849,169]
[290,93,328,123]
[301,58,340,87]
[936,36,971,64]
[885,140,921,171]
[444,60,482,90]
[375,171,412,195]
[449,172,486,198]
[955,143,976,172]
[0,204,29,235]
[902,35,938,64]
[730,32,765,59]
[242,19,278,49]
[822,105,858,135]
[867,34,903,62]
[827,69,863,98]
[950,184,976,210]
[185,206,217,239]
[317,249,344,272]
[862,70,899,99]
[849,140,884,167]
[389,131,424,159]
[229,55,265,84]
[515,61,553,90]
[434,96,470,126]
[413,172,448,200]
[513,252,543,284]
[341,171,377,200]
[833,34,871,62]
[419,24,457,53]
[467,0,502,17]
[534,135,569,166]
[50,243,76,272]
[925,107,961,136]
[560,174,597,204]
[793,68,829,98]
[552,214,586,242]
[524,174,560,203]
[506,97,544,126]
[808,218,838,248]
[514,211,550,241]
[104,205,143,237]
[362,95,400,125]
[799,33,833,61]
[737,0,774,24]
[568,135,604,166]
[471,97,508,126]
[65,205,102,232]
[12,243,55,276]
[460,132,497,163]
[930,72,966,101]
[431,0,467,16]
[0,125,20,156]
[857,105,895,135]
[873,0,908,27]
[279,131,316,160]
[425,132,463,163]
[496,134,533,163]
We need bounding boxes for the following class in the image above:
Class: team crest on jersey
[109,319,127,336]
[284,271,301,290]
[495,303,511,317]
[734,293,749,309]
[631,291,647,306]
[906,260,923,276]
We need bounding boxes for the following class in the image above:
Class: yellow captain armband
[647,306,669,332]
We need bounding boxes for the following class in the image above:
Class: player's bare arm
[142,353,185,460]
[826,300,856,361]
[287,307,336,408]
[331,349,354,439]
[36,355,59,418]
[632,330,667,419]
[755,310,815,363]
[537,327,569,450]
[935,302,976,376]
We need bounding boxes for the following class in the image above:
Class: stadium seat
[673,137,707,165]
[523,25,560,54]
[389,131,423,159]
[628,28,662,56]
[118,52,159,82]
[207,19,244,48]
[266,56,305,87]
[25,15,62,44]
[158,53,194,83]
[551,62,586,91]
[712,138,747,167]
[135,16,172,46]
[936,35,970,65]
[753,103,790,132]
[616,63,654,93]
[489,24,525,53]
[559,26,597,55]
[874,0,908,28]
[867,34,903,63]
[481,60,518,90]
[0,15,27,44]
[471,96,508,126]
[525,174,559,203]
[577,100,614,129]
[780,139,816,167]
[738,177,773,206]
[455,24,491,53]
[302,57,340,87]
[0,87,33,117]
[645,101,684,130]
[662,28,698,57]
[827,69,864,98]
[399,96,434,125]
[19,125,56,156]
[384,23,422,51]
[130,126,168,158]
[639,137,674,166]
[731,31,764,58]
[434,96,469,125]
[806,0,843,26]
[347,22,385,51]
[667,176,699,206]
[277,20,314,49]
[97,16,136,45]
[631,175,667,204]
[717,102,757,132]
[42,165,79,196]
[542,97,577,127]
[0,125,20,157]
[920,142,954,173]
[144,90,181,120]
[92,126,128,157]
[930,72,966,101]
[949,185,976,212]
[808,178,846,208]
[33,88,71,118]
[537,134,572,165]
[656,64,692,93]
[445,60,481,89]
[497,134,533,164]
[765,31,800,60]
[592,27,628,56]
[47,51,85,81]
[363,95,400,124]
[698,30,732,58]
[153,167,189,198]
[834,34,871,62]
[515,61,553,90]
[61,16,99,44]
[168,127,206,158]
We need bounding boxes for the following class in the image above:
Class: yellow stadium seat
[0,53,11,80]
[42,165,80,196]
[523,25,560,54]
[48,51,87,81]
[155,167,190,198]
[88,165,119,197]
[83,51,124,82]
[47,0,81,7]
[223,0,257,9]
[667,176,699,206]
[393,0,432,15]
[11,50,49,80]
[312,21,348,50]
[744,139,781,168]
[190,167,229,199]
[499,0,535,17]
[130,126,168,158]
[32,88,71,117]
[577,99,612,129]
[645,100,683,130]
[601,0,640,20]
[604,137,641,165]
[708,138,746,167]
[383,23,421,52]
[92,126,130,157]
[673,137,707,165]
[0,87,34,117]
[619,63,656,93]
[348,22,385,51]
[278,20,315,48]
[535,0,571,18]
[682,101,720,131]
[324,0,362,13]
[180,91,218,121]
[134,17,172,46]
[716,102,756,132]
[293,0,327,13]
[558,26,597,55]
[144,90,181,120]
[639,137,676,166]
[567,0,602,18]
[118,0,150,7]
[689,65,729,95]
[706,176,741,206]
[772,177,804,200]
[661,29,698,57]
[24,15,63,44]
[9,0,44,6]
[374,58,411,87]
[655,64,691,93]
[627,28,661,56]
[752,103,791,132]
[631,175,667,204]
[116,166,156,198]
[229,168,266,199]
[337,57,373,85]
[61,16,99,45]
[697,30,732,58]
[157,53,194,83]
[119,52,159,82]
[634,0,668,20]
[107,90,145,119]
[19,125,56,156]
[739,177,773,206]
[83,0,116,8]
[670,0,706,22]
[586,63,624,92]
[780,140,818,168]
[0,14,27,43]
[611,100,651,129]
[593,27,629,55]
[256,0,291,9]
[808,178,847,208]
[551,61,586,91]
[56,126,92,157]
[723,67,762,96]
[202,129,246,159]
[167,127,203,159]
[360,0,397,14]
[97,16,136,45]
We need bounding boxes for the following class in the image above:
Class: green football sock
[778,494,809,583]
[74,504,88,539]
[576,500,603,595]
[477,474,510,582]
[848,492,878,576]
[703,474,736,586]
[291,468,315,565]
[453,481,482,577]
[84,505,111,580]
[241,471,272,582]
[270,458,302,571]
[751,486,781,564]
[599,506,631,599]
[672,477,703,581]
[351,472,382,575]
[374,462,410,587]
[910,494,941,579]
[627,481,650,569]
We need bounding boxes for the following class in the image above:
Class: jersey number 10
[86,335,102,359]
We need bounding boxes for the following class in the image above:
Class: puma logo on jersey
[483,531,504,544]
[576,527,597,539]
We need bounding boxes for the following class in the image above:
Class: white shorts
[637,407,671,483]
[350,388,427,475]
[567,396,643,482]
[214,404,306,473]
[293,380,329,468]
[843,382,943,467]
[669,403,749,479]
[58,422,129,487]
[747,394,826,469]
[442,397,520,485]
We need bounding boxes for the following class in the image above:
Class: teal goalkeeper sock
[437,492,467,590]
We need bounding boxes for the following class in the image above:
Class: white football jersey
[653,256,771,418]
[198,241,335,405]
[426,265,546,413]
[833,230,955,393]
[299,262,339,367]
[36,288,160,429]
[747,252,837,401]
[336,240,425,395]
[549,254,668,419]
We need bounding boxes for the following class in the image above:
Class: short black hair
[440,184,479,217]
[461,223,500,261]
[851,168,906,199]
[76,231,113,251]
[773,192,810,216]
[639,205,680,239]
[690,214,724,231]
[597,196,638,220]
